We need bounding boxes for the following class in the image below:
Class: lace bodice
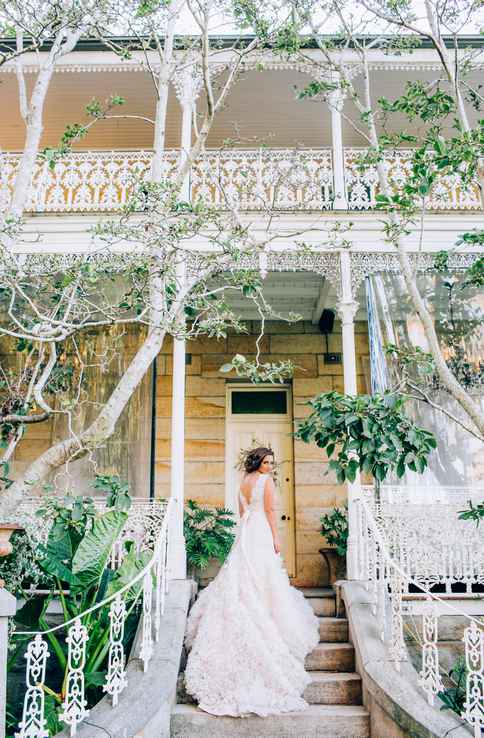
[238,472,268,515]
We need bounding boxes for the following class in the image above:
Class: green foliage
[107,541,151,601]
[296,80,338,100]
[375,122,483,213]
[184,499,237,571]
[0,530,48,595]
[219,353,297,383]
[274,22,301,57]
[92,474,132,511]
[40,95,125,169]
[320,506,348,557]
[458,500,484,525]
[437,657,467,715]
[463,257,484,288]
[378,81,456,122]
[385,343,435,379]
[295,391,437,483]
[70,510,128,589]
[231,0,270,38]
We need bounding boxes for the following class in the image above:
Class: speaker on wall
[317,308,342,365]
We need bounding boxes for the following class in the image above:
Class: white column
[337,250,360,580]
[328,81,348,210]
[168,80,193,582]
[179,95,193,200]
[168,261,187,581]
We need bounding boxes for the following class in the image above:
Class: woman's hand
[273,535,281,554]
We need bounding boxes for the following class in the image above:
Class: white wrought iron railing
[15,497,168,570]
[344,148,482,211]
[1,147,481,213]
[0,149,333,213]
[356,486,484,737]
[10,496,173,738]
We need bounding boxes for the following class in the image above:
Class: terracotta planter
[0,523,23,588]
[319,547,346,586]
[189,558,223,588]
[0,523,23,557]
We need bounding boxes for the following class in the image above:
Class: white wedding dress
[183,473,320,717]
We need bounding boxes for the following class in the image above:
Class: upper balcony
[1,148,481,214]
[1,44,482,215]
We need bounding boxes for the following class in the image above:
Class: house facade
[1,38,483,591]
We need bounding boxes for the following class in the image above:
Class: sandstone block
[295,485,345,508]
[293,377,334,396]
[227,334,270,353]
[295,462,337,486]
[271,334,325,354]
[187,336,227,354]
[155,439,225,461]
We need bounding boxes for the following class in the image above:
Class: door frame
[224,382,296,575]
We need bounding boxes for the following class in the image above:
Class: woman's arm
[263,476,281,554]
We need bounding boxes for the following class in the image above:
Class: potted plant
[319,506,348,586]
[184,500,237,586]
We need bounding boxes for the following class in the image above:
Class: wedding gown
[183,472,320,717]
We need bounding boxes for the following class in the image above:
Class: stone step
[303,672,362,705]
[298,587,335,598]
[298,587,338,616]
[171,704,370,738]
[305,643,355,672]
[309,597,336,617]
[318,617,349,643]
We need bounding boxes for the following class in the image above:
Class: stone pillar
[328,81,348,211]
[0,588,16,738]
[337,250,361,580]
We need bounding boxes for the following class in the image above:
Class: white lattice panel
[344,148,481,211]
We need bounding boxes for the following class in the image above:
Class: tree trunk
[10,30,83,218]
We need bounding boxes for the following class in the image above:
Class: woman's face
[259,454,274,474]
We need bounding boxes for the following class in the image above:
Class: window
[231,390,287,415]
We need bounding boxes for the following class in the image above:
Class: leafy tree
[295,391,437,484]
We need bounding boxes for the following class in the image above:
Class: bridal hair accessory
[243,446,274,474]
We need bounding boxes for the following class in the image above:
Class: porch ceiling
[221,271,367,322]
[1,66,481,151]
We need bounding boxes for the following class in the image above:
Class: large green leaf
[72,511,127,588]
[39,522,77,584]
[106,542,151,601]
[14,595,48,628]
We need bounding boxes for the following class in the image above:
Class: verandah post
[337,250,361,580]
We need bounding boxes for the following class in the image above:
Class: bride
[183,446,320,717]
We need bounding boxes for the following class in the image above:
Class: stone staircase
[172,587,370,738]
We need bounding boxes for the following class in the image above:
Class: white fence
[356,486,484,737]
[10,497,173,738]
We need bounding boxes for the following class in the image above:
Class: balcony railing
[1,148,481,214]
[344,148,482,211]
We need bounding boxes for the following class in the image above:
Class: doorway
[225,384,296,576]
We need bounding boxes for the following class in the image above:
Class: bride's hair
[244,447,274,474]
